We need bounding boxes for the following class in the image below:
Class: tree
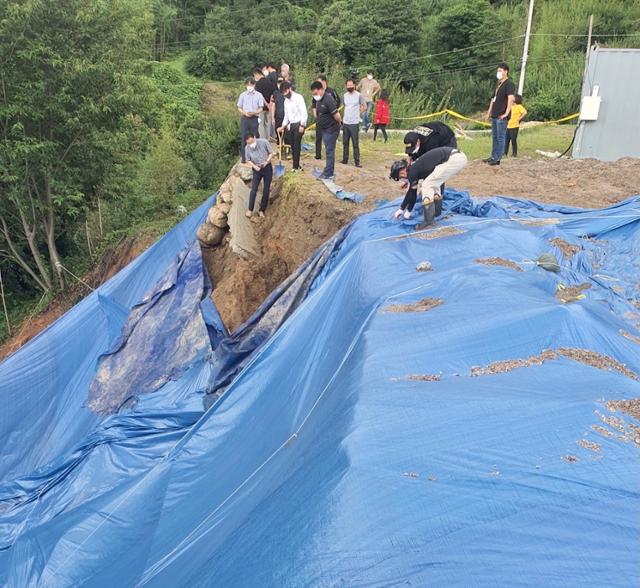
[0,0,154,292]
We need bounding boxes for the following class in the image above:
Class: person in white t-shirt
[341,78,366,167]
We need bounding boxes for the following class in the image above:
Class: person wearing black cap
[389,146,467,226]
[403,122,457,161]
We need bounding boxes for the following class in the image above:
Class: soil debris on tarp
[591,424,614,438]
[519,218,559,227]
[550,237,580,259]
[383,297,443,313]
[576,438,601,452]
[620,330,640,345]
[394,226,464,241]
[475,257,523,272]
[555,283,591,303]
[606,398,640,421]
[471,349,556,376]
[561,454,579,463]
[407,374,441,382]
[557,347,638,381]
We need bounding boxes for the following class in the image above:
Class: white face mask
[496,71,504,80]
[262,69,269,77]
[248,142,257,149]
[313,95,322,102]
[412,145,419,154]
[367,75,373,80]
[246,86,254,92]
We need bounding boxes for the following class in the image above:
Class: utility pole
[518,0,535,96]
[584,14,594,79]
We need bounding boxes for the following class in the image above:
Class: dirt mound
[0,235,155,362]
[203,171,373,332]
[471,349,556,377]
[555,283,591,303]
[606,399,640,421]
[383,297,443,313]
[550,237,580,259]
[475,257,523,271]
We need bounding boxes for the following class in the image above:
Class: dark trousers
[505,127,519,156]
[285,123,303,169]
[342,123,360,164]
[249,163,273,212]
[373,124,387,142]
[490,117,507,161]
[315,126,323,158]
[240,116,259,163]
[321,129,339,178]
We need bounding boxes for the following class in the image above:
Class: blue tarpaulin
[1,189,639,587]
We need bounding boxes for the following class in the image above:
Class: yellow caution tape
[392,108,579,128]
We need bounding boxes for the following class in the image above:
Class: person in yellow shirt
[505,95,527,157]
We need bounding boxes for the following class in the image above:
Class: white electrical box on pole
[518,0,535,96]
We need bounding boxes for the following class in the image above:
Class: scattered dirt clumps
[557,347,638,381]
[591,424,614,438]
[475,257,523,272]
[407,374,441,382]
[620,330,640,345]
[576,438,601,452]
[383,297,443,314]
[550,237,580,259]
[606,399,640,422]
[470,349,556,377]
[412,227,465,241]
[555,283,591,303]
[561,454,579,463]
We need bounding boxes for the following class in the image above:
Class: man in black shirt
[389,147,468,227]
[312,74,341,159]
[484,62,515,166]
[311,80,342,179]
[254,68,274,140]
[404,122,457,161]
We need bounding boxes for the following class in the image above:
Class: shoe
[394,208,404,220]
[245,210,252,218]
[340,160,348,165]
[290,167,303,173]
[483,157,494,163]
[318,173,334,181]
[314,156,322,160]
[403,210,412,220]
[258,211,265,218]
[488,159,501,166]
[355,163,363,168]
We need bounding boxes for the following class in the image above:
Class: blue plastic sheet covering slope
[1,190,640,587]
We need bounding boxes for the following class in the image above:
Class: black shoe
[340,160,348,164]
[483,157,494,163]
[488,159,501,166]
[315,156,322,160]
[355,163,363,168]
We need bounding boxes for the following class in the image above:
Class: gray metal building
[573,47,640,161]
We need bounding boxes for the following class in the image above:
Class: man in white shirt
[277,81,308,171]
[341,78,366,167]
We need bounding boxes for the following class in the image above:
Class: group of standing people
[236,66,392,215]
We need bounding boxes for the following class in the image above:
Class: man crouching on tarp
[389,146,467,227]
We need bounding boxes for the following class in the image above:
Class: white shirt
[282,91,308,128]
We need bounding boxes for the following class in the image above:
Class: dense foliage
[181,0,639,118]
[0,1,237,338]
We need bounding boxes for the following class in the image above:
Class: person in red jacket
[373,89,391,142]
